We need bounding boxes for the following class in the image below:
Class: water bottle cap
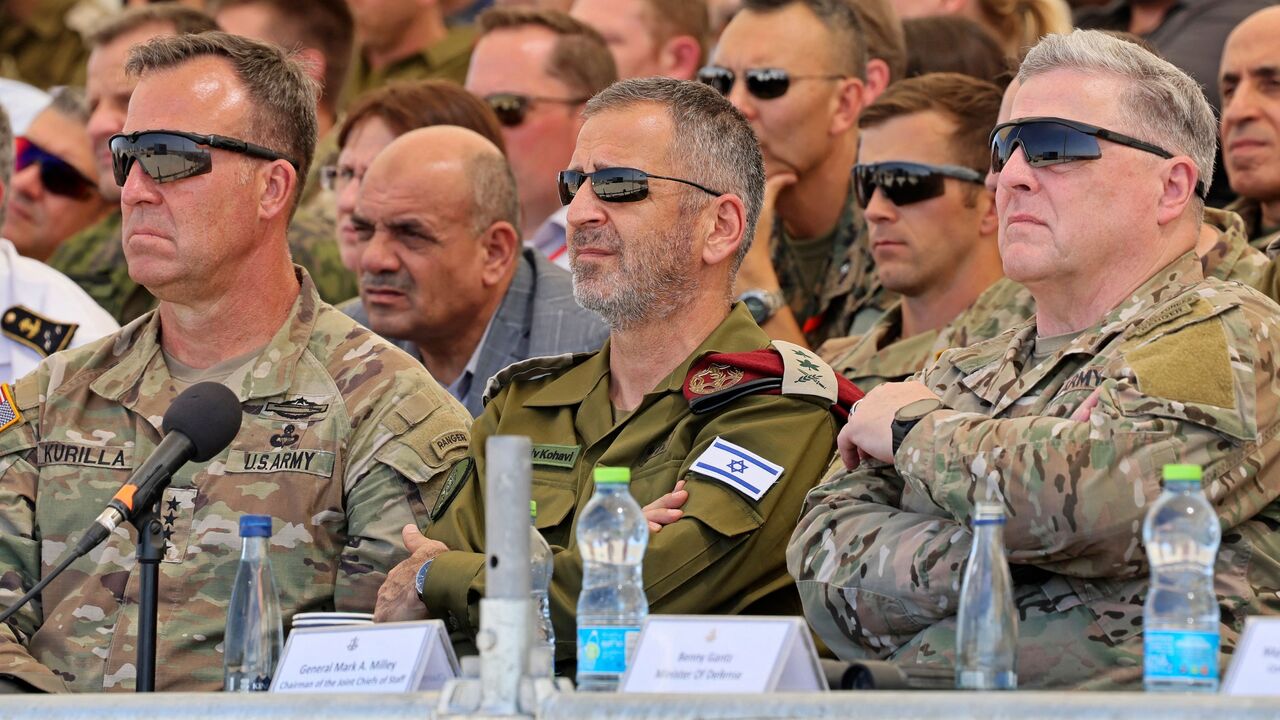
[972,501,1006,525]
[239,514,273,537]
[530,500,537,518]
[593,466,631,484]
[1162,464,1202,483]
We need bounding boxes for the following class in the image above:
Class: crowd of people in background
[0,0,1279,695]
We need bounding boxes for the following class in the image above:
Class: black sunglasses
[853,161,985,209]
[989,116,1206,196]
[15,137,96,200]
[557,167,724,205]
[484,93,589,127]
[109,130,299,187]
[697,66,846,100]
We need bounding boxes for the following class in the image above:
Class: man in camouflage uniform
[821,73,1014,391]
[708,0,889,349]
[1219,7,1280,256]
[373,78,847,672]
[0,32,470,693]
[788,31,1280,689]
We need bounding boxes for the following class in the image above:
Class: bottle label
[1144,630,1219,681]
[577,625,640,676]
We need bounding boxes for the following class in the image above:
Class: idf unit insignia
[1,305,77,358]
[687,362,745,395]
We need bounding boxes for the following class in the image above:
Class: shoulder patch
[1126,316,1234,408]
[1130,294,1204,338]
[2,305,77,358]
[0,383,24,433]
[431,430,468,458]
[772,340,838,405]
[689,437,783,502]
[431,457,474,522]
[482,351,592,406]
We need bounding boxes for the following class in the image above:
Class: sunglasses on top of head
[989,116,1206,197]
[108,130,299,187]
[15,137,97,200]
[853,161,985,209]
[697,66,847,100]
[484,93,590,127]
[557,167,724,205]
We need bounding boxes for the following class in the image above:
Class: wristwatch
[737,289,787,324]
[890,398,944,457]
[414,558,434,597]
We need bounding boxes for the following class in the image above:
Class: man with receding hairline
[345,125,607,416]
[570,0,707,80]
[1220,5,1280,254]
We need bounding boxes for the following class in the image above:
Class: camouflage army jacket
[1226,197,1280,256]
[424,304,839,668]
[788,253,1280,689]
[1200,207,1272,289]
[772,189,893,347]
[930,277,1035,355]
[0,269,471,692]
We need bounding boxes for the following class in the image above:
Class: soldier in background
[0,32,469,693]
[570,0,707,81]
[789,30,1280,689]
[340,0,475,109]
[0,0,88,90]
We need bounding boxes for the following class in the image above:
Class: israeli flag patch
[690,436,784,501]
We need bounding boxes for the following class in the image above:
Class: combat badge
[260,397,330,421]
[1,305,77,357]
[687,362,745,395]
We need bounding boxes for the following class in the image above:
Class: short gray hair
[583,78,766,275]
[1019,29,1216,201]
[49,86,89,124]
[126,31,318,217]
[0,105,11,229]
[468,153,522,238]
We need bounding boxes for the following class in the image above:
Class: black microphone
[74,382,243,556]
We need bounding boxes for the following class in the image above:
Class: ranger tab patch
[689,436,783,502]
[2,305,77,358]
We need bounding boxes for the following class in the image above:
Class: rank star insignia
[688,363,745,395]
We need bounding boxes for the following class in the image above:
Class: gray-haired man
[790,29,1280,689]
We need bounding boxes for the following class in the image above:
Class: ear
[702,194,746,269]
[977,188,999,237]
[294,48,327,91]
[830,76,868,137]
[258,160,296,223]
[479,221,521,286]
[659,35,703,81]
[862,58,892,105]
[1154,157,1198,226]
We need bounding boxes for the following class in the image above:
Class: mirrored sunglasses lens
[111,133,210,185]
[557,171,582,205]
[745,70,790,99]
[591,168,647,202]
[697,68,734,96]
[487,95,526,127]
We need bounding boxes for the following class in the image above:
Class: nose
[995,141,1037,194]
[336,173,361,214]
[11,164,42,200]
[1221,81,1261,134]
[725,74,757,120]
[564,177,607,234]
[862,186,898,225]
[359,228,401,275]
[119,159,162,207]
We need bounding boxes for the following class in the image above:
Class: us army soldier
[788,31,1280,689]
[374,78,854,672]
[0,33,470,693]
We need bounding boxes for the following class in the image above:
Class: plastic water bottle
[224,515,283,692]
[956,501,1018,690]
[530,501,555,662]
[1143,464,1221,692]
[576,466,648,692]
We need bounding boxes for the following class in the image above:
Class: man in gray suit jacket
[343,126,608,415]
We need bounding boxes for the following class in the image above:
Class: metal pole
[479,436,533,714]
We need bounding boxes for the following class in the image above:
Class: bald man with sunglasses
[789,30,1280,689]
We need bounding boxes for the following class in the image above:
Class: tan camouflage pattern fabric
[0,0,87,89]
[0,268,470,692]
[772,190,893,347]
[1199,207,1272,290]
[819,305,937,392]
[788,253,1280,689]
[930,277,1036,356]
[286,200,358,304]
[1226,197,1280,257]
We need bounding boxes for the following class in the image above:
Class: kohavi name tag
[620,615,825,694]
[1222,617,1280,695]
[270,620,458,693]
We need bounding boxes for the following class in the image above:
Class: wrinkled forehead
[1010,69,1131,133]
[571,104,676,172]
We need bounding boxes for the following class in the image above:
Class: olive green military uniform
[1226,197,1280,256]
[46,212,154,326]
[0,0,87,90]
[48,209,360,316]
[788,253,1280,689]
[0,268,471,692]
[423,304,839,667]
[772,189,892,348]
[339,25,476,110]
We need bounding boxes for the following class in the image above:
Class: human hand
[642,480,688,533]
[838,381,941,467]
[373,524,450,623]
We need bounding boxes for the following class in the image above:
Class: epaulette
[1,305,77,358]
[481,351,595,406]
[683,340,864,419]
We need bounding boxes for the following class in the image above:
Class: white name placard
[1222,617,1280,695]
[620,615,825,694]
[270,620,458,693]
